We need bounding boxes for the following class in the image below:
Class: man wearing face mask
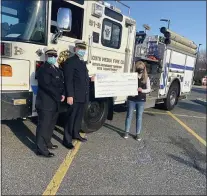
[35,48,65,157]
[62,41,89,149]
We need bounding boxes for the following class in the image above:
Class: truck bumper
[1,91,33,120]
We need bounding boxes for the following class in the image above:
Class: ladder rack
[98,0,131,16]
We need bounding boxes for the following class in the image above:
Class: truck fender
[166,78,181,97]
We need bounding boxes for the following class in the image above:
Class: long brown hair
[135,61,148,84]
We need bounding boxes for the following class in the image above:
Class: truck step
[145,98,156,109]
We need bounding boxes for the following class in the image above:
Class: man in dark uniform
[35,48,65,157]
[62,41,90,149]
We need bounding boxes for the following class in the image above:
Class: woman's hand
[61,95,65,102]
[138,87,142,92]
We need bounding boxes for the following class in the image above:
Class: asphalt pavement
[190,85,206,101]
[1,86,206,195]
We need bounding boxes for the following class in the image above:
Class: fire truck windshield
[1,0,47,45]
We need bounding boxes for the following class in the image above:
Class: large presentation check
[94,72,138,98]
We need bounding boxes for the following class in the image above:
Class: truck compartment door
[182,55,195,93]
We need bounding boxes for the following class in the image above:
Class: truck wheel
[82,100,108,133]
[164,83,179,111]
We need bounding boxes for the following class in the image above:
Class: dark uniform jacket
[63,54,89,103]
[35,62,65,112]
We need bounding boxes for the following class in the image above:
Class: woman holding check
[124,61,151,141]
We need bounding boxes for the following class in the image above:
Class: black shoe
[75,136,87,142]
[36,151,55,158]
[135,134,141,141]
[123,133,129,139]
[48,145,58,150]
[63,142,75,149]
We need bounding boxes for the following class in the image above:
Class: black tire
[164,83,179,111]
[81,99,108,133]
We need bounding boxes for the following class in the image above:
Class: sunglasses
[77,46,86,49]
[48,54,58,58]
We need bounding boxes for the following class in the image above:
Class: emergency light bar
[98,1,121,14]
[125,18,136,26]
[113,7,121,13]
[103,2,111,7]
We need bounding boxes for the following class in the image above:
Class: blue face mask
[47,56,57,65]
[76,49,86,58]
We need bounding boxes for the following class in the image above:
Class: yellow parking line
[42,134,85,196]
[167,111,206,146]
[173,114,206,119]
[144,111,206,119]
[144,111,167,115]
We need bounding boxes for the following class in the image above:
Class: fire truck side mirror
[57,8,72,32]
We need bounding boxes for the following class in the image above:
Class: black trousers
[63,103,85,144]
[36,109,58,155]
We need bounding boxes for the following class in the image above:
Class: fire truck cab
[1,0,136,133]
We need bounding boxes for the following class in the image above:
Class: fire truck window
[101,19,122,49]
[1,1,47,45]
[146,63,159,75]
[51,0,84,40]
[1,6,19,37]
[104,7,123,22]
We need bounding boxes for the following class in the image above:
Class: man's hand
[61,95,65,102]
[138,87,142,92]
[67,97,73,105]
[91,75,96,82]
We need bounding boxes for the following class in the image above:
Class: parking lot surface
[1,87,206,195]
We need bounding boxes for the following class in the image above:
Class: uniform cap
[45,48,57,55]
[75,41,87,49]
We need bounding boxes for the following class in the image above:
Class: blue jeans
[125,100,145,134]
